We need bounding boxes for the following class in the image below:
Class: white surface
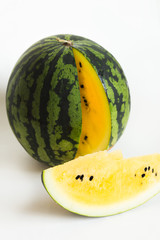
[0,0,160,239]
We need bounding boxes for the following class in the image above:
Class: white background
[0,0,160,239]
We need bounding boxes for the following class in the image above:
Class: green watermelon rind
[6,34,130,166]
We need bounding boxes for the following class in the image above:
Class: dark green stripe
[39,47,64,165]
[39,46,81,165]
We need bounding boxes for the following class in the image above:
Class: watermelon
[42,150,160,217]
[6,34,130,166]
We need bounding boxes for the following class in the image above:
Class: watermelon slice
[42,150,160,217]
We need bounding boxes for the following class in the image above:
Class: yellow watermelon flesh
[42,150,160,217]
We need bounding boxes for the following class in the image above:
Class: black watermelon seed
[75,175,80,180]
[84,99,87,103]
[84,135,88,140]
[89,176,94,181]
[141,173,145,178]
[80,174,84,181]
[144,167,147,172]
[79,62,82,68]
[85,103,88,107]
[79,70,81,73]
[152,168,154,173]
[148,166,150,171]
[155,173,157,176]
[80,84,84,88]
[134,174,136,177]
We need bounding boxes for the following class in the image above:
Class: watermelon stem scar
[56,37,73,47]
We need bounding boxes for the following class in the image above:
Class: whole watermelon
[6,34,130,166]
